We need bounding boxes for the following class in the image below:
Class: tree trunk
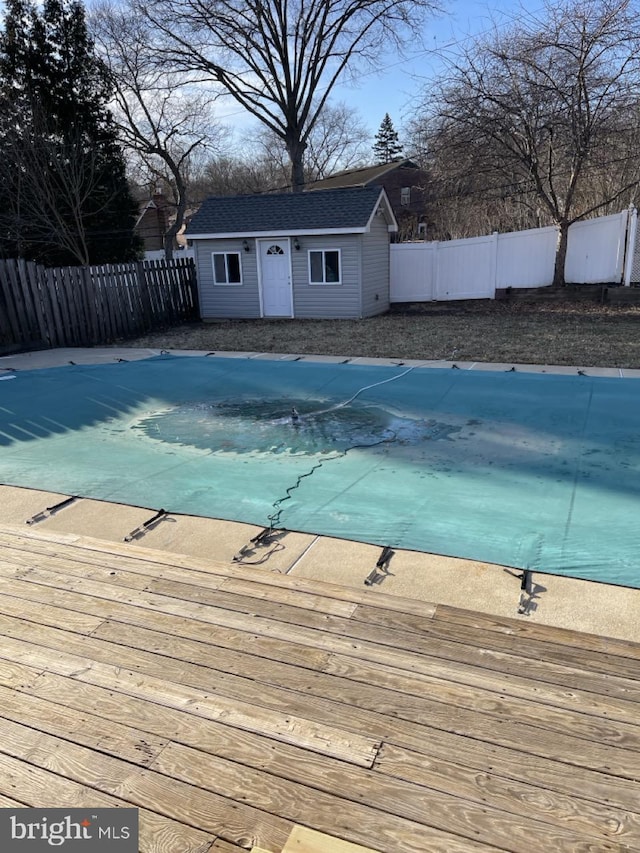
[163,169,188,261]
[286,134,307,192]
[553,222,570,287]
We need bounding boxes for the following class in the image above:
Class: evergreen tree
[372,113,403,164]
[0,0,140,265]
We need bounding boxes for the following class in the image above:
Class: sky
[331,0,522,134]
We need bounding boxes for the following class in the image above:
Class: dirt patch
[124,299,640,369]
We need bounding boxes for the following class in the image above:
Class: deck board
[433,602,640,658]
[0,753,217,852]
[3,567,640,776]
[1,525,640,852]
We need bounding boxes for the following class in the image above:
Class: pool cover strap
[25,495,77,526]
[124,509,167,542]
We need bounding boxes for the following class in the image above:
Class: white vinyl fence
[144,248,195,262]
[390,209,635,302]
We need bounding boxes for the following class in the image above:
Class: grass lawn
[127,298,640,369]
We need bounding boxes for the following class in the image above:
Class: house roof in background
[307,159,419,191]
[186,186,397,238]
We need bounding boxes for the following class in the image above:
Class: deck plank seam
[7,664,640,840]
[7,524,640,658]
[6,544,640,674]
[3,640,640,844]
[0,748,279,851]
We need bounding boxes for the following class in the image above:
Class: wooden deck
[0,523,639,852]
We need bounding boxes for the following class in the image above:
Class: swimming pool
[1,354,639,587]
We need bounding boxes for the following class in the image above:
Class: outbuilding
[185,186,397,319]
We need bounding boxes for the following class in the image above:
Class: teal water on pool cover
[0,354,638,586]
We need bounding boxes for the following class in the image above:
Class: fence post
[0,260,23,346]
[492,231,499,297]
[623,206,637,287]
[432,241,441,300]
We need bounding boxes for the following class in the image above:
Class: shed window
[400,187,411,205]
[212,252,242,285]
[309,249,341,284]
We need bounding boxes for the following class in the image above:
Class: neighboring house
[135,191,193,255]
[307,159,430,241]
[135,192,173,253]
[186,186,397,319]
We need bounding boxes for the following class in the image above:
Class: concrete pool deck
[2,345,640,644]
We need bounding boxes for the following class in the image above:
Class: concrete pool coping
[3,345,640,378]
[2,345,640,643]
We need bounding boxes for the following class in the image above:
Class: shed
[185,186,397,319]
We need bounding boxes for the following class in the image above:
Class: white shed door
[259,240,293,317]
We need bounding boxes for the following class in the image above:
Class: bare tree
[191,151,285,199]
[416,0,640,283]
[253,102,371,186]
[303,102,371,180]
[92,1,226,257]
[409,121,546,239]
[139,0,434,190]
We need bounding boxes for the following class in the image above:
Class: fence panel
[497,226,557,288]
[565,211,628,284]
[390,236,496,302]
[435,235,496,300]
[0,257,198,352]
[389,243,435,301]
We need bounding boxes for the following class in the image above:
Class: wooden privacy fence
[0,257,198,351]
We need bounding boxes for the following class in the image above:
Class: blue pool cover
[1,354,639,587]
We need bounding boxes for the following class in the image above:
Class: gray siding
[195,238,261,319]
[291,234,362,318]
[361,213,391,317]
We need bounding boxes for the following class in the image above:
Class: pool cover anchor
[25,495,78,526]
[123,508,168,542]
[232,526,286,565]
[517,569,533,615]
[364,546,395,586]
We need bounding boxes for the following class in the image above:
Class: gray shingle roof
[186,186,385,236]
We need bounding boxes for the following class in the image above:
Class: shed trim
[188,226,372,240]
[365,192,399,234]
